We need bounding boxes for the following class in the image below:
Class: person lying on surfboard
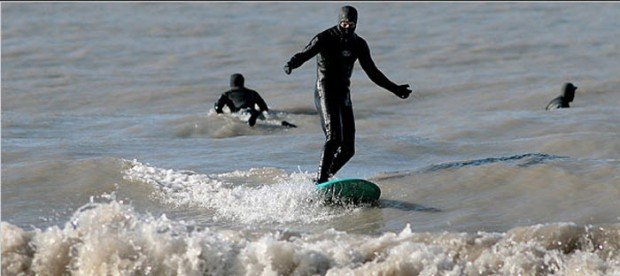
[214,73,297,128]
[284,6,412,184]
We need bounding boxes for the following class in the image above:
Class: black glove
[283,63,292,75]
[393,84,412,99]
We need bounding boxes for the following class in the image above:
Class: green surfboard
[316,178,381,204]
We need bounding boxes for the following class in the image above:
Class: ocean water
[2,2,620,275]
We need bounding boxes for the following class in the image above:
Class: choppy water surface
[2,3,620,275]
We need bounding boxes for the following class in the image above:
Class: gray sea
[2,2,620,275]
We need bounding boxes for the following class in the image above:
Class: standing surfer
[283,6,412,184]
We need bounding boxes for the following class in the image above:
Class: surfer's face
[337,6,358,37]
[339,20,356,30]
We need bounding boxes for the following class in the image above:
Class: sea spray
[122,159,356,225]
[3,198,619,275]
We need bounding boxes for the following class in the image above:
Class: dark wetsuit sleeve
[287,35,323,70]
[253,91,269,112]
[358,39,399,93]
[214,94,234,113]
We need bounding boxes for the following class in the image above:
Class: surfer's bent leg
[328,104,355,176]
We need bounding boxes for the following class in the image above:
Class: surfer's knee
[323,136,341,153]
[341,145,355,160]
[325,131,345,145]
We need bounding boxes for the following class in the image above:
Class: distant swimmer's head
[337,6,358,37]
[562,82,577,102]
[230,73,245,88]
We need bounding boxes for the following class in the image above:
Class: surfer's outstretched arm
[358,40,412,99]
[284,35,324,74]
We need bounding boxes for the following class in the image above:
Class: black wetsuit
[545,83,577,110]
[215,74,269,126]
[284,6,410,183]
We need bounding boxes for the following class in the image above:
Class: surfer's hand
[394,84,412,99]
[283,63,292,75]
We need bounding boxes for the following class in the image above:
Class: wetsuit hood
[230,73,245,88]
[337,6,358,38]
[563,82,577,102]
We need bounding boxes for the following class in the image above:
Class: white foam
[3,204,618,276]
[2,197,242,275]
[122,160,352,225]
